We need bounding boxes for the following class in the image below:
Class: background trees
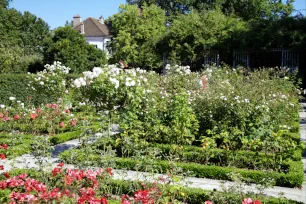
[108,4,166,69]
[43,27,107,73]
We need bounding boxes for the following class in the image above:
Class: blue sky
[10,0,306,29]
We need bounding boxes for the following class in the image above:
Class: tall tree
[0,0,12,9]
[127,0,294,20]
[43,26,107,73]
[109,4,166,69]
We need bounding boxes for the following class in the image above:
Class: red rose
[0,165,4,170]
[14,115,20,121]
[4,172,10,178]
[0,153,6,160]
[254,200,262,204]
[57,162,64,167]
[59,122,65,128]
[30,113,37,120]
[0,144,8,150]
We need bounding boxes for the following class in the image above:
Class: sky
[10,0,306,29]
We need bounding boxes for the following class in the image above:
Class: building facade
[73,15,111,53]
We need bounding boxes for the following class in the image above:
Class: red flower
[106,168,113,176]
[71,119,77,127]
[59,122,65,128]
[121,195,130,204]
[0,154,6,160]
[14,115,20,121]
[101,197,108,204]
[52,168,62,176]
[65,109,70,114]
[57,162,64,167]
[254,200,262,204]
[4,172,10,178]
[30,113,37,120]
[0,144,8,150]
[36,108,42,114]
[0,165,4,170]
[205,201,213,204]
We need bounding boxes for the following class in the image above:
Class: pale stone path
[1,107,306,203]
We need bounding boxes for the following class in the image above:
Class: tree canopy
[43,26,107,73]
[108,4,166,69]
[127,0,294,20]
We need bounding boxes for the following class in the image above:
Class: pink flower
[242,198,253,204]
[3,117,10,122]
[0,144,8,150]
[205,201,213,204]
[59,122,65,128]
[0,113,3,118]
[65,109,70,114]
[30,113,37,120]
[71,119,77,127]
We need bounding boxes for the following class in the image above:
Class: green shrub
[59,149,304,188]
[0,74,54,105]
[49,131,82,145]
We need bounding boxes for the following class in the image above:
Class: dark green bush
[0,74,54,105]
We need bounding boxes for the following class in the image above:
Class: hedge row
[0,74,80,105]
[59,150,304,188]
[1,169,303,204]
[106,179,303,204]
[0,74,53,105]
[96,136,302,171]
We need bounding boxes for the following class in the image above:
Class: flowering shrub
[27,61,70,102]
[0,99,78,134]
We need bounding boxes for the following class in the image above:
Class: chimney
[99,16,104,24]
[81,22,85,34]
[73,14,82,27]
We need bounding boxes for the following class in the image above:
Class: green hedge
[106,179,303,204]
[59,150,304,188]
[49,131,82,145]
[0,74,80,105]
[96,138,302,171]
[1,169,302,204]
[0,74,54,105]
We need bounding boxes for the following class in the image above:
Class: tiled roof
[74,17,110,37]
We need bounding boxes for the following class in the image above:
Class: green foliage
[43,26,107,73]
[59,149,304,188]
[109,4,166,69]
[127,0,294,21]
[0,8,49,73]
[0,74,53,105]
[49,131,82,145]
[164,9,247,65]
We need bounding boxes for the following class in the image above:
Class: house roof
[74,17,110,37]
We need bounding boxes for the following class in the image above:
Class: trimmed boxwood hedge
[59,150,304,188]
[0,169,303,204]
